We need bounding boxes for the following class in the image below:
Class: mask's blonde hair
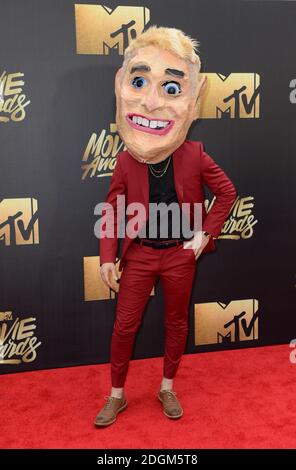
[121,25,201,95]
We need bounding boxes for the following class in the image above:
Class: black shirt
[137,154,191,241]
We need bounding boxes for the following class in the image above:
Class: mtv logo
[194,299,259,346]
[200,73,260,119]
[75,4,150,55]
[83,256,155,301]
[217,331,231,343]
[0,198,39,246]
[0,311,12,321]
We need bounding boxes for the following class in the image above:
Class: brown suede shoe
[94,395,127,427]
[158,389,183,419]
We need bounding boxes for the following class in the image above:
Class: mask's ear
[115,67,123,94]
[193,74,208,120]
[198,74,208,98]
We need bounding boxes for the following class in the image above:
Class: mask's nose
[141,85,165,113]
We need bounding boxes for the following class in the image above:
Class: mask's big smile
[126,113,175,136]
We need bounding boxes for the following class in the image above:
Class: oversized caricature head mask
[115,25,207,164]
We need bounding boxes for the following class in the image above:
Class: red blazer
[99,140,237,271]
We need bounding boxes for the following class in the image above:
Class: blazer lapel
[172,144,184,204]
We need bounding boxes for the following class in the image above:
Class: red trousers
[110,241,197,387]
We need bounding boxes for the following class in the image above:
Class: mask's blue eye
[131,76,147,89]
[163,81,181,95]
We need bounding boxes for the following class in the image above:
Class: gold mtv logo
[0,198,39,246]
[194,299,259,346]
[201,73,260,118]
[75,4,150,55]
[0,311,12,321]
[84,256,155,301]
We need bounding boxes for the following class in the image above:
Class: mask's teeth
[130,115,170,130]
[149,120,158,129]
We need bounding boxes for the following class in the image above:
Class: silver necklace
[148,155,171,178]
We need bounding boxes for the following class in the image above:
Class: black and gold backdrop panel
[1,0,295,373]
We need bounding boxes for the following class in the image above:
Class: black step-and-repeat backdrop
[1,0,295,374]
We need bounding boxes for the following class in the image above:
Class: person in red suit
[94,25,237,427]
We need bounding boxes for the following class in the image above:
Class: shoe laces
[103,396,116,410]
[161,389,177,401]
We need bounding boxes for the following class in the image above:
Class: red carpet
[0,344,295,449]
